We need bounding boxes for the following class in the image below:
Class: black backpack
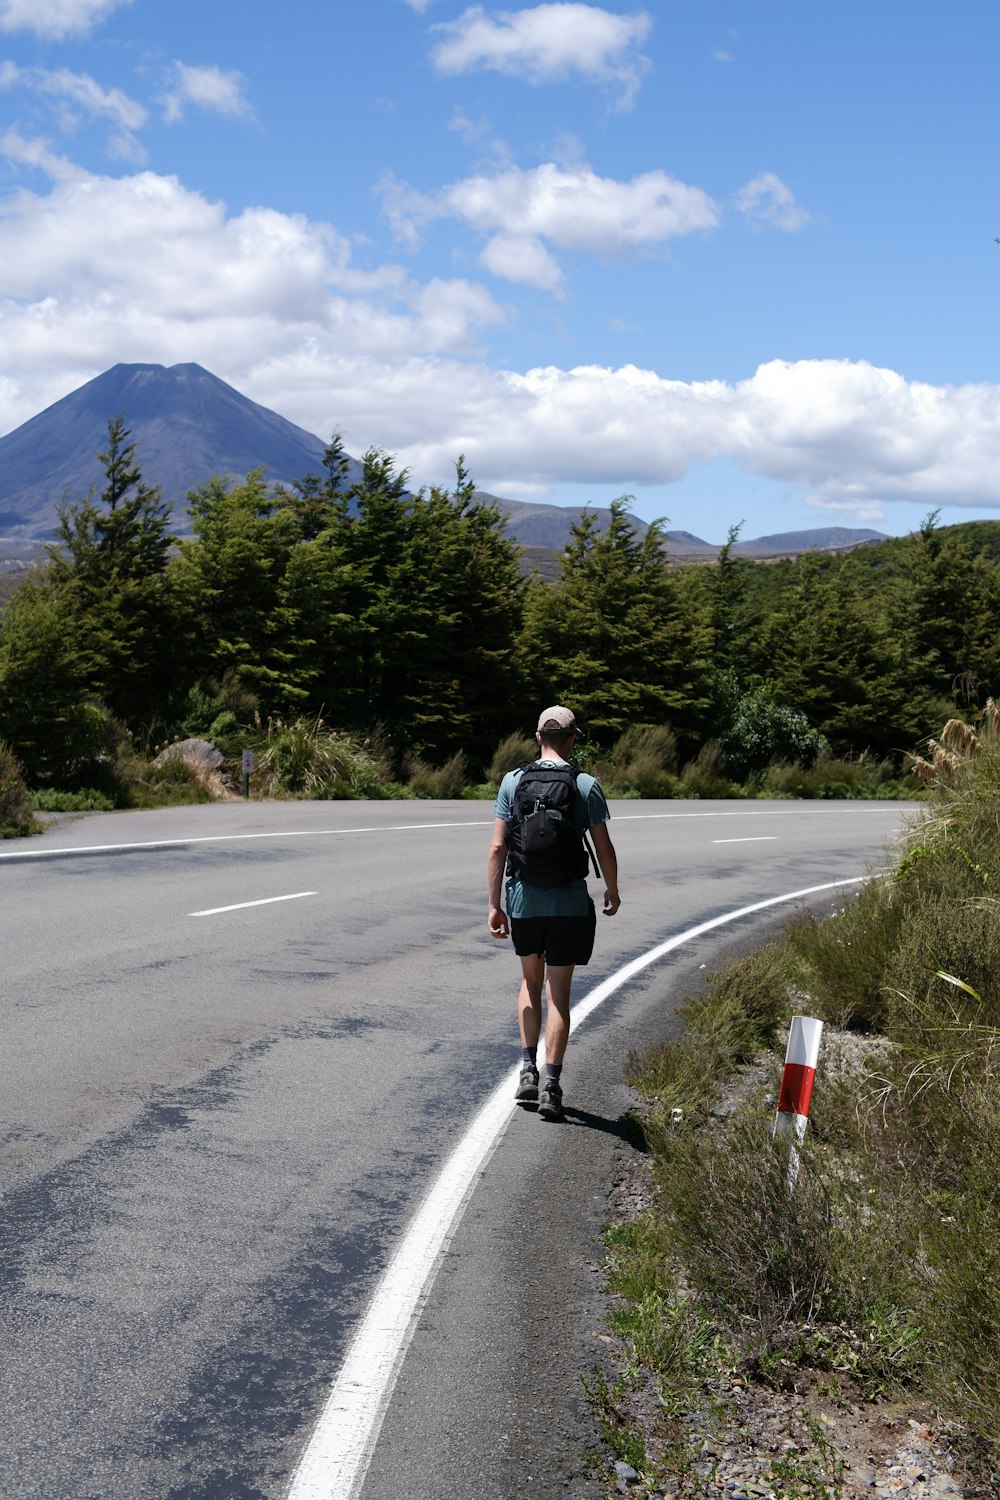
[505,762,595,888]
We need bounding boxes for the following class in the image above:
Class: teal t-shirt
[494,758,610,918]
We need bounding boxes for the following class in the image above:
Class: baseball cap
[537,705,578,734]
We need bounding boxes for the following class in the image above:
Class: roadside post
[773,1015,823,1190]
[241,748,254,799]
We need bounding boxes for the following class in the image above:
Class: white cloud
[388,359,1000,514]
[0,0,130,38]
[479,231,563,289]
[0,149,505,436]
[381,161,720,286]
[0,126,82,180]
[431,3,652,108]
[2,150,1000,519]
[735,171,810,231]
[162,63,254,125]
[0,63,147,132]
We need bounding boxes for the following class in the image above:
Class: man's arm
[487,817,510,938]
[590,822,621,915]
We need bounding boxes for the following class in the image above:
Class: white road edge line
[712,836,779,844]
[189,892,317,917]
[0,805,917,862]
[285,874,871,1500]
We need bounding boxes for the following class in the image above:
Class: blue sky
[0,0,998,542]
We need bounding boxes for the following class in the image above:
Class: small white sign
[242,749,254,773]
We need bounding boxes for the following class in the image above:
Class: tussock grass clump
[760,751,906,800]
[0,739,40,837]
[252,714,393,799]
[627,942,795,1124]
[654,1114,835,1350]
[678,741,744,799]
[784,876,906,1031]
[404,750,468,799]
[599,724,679,799]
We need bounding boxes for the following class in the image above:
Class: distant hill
[734,526,887,555]
[486,494,885,559]
[0,362,358,537]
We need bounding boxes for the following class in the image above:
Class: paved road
[0,799,918,1499]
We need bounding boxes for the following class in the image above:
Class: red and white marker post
[772,1015,823,1189]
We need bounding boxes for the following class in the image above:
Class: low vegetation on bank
[592,711,1000,1494]
[0,708,914,838]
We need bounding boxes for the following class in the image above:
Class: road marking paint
[713,836,779,844]
[189,891,317,917]
[286,873,873,1500]
[0,821,492,860]
[0,805,918,862]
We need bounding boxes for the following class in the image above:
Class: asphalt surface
[0,798,919,1500]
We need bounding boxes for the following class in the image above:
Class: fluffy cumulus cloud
[0,0,130,38]
[162,63,255,124]
[735,171,809,231]
[0,145,503,433]
[1,146,1000,518]
[381,161,720,286]
[430,3,652,107]
[390,359,1000,516]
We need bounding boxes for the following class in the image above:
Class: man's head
[536,704,578,758]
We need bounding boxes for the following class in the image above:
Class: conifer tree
[47,415,175,727]
[0,576,101,782]
[171,470,299,707]
[764,559,934,756]
[517,498,711,744]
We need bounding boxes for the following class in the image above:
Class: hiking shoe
[537,1081,564,1122]
[515,1066,539,1105]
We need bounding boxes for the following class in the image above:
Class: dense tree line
[1,416,997,789]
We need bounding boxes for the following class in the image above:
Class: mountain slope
[0,363,345,535]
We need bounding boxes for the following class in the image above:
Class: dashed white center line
[712,836,778,844]
[188,891,317,917]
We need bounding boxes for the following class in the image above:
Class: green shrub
[176,673,259,753]
[487,732,537,785]
[720,685,828,780]
[29,787,115,812]
[679,741,744,799]
[761,751,905,800]
[0,739,40,837]
[138,756,214,805]
[598,724,679,797]
[405,750,468,799]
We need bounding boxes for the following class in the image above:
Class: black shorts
[510,901,597,967]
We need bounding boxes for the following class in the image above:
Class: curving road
[0,798,918,1500]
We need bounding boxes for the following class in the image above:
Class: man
[487,705,621,1121]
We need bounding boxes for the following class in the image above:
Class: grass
[593,703,1000,1490]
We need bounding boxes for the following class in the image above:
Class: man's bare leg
[514,955,545,1104]
[543,963,574,1064]
[517,954,545,1051]
[538,962,574,1120]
